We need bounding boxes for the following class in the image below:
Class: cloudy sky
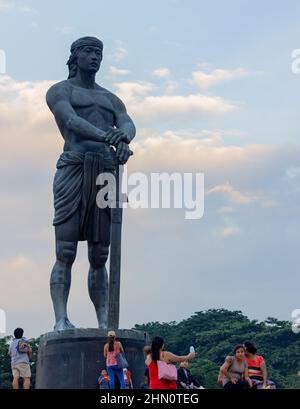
[0,0,300,338]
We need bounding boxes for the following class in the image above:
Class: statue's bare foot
[97,316,108,329]
[54,317,76,331]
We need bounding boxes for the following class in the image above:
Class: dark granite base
[35,329,149,389]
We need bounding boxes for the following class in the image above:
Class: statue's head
[67,36,104,79]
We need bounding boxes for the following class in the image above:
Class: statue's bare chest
[70,87,115,126]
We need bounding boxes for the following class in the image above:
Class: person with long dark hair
[145,336,196,389]
[104,331,126,389]
[220,345,252,390]
[243,341,276,389]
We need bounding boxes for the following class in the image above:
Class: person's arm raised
[162,350,196,364]
[46,82,107,143]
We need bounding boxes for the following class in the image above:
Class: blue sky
[0,0,300,337]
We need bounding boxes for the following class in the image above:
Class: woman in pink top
[104,331,126,389]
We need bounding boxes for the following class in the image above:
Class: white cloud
[0,0,31,12]
[0,75,61,170]
[114,86,237,121]
[206,181,256,204]
[260,200,280,208]
[221,227,240,237]
[131,94,236,119]
[164,81,177,94]
[113,81,156,103]
[108,41,127,62]
[0,255,51,326]
[152,67,170,78]
[192,68,249,90]
[109,66,130,76]
[0,0,13,10]
[55,26,74,35]
[114,80,238,120]
[286,166,300,179]
[129,130,299,215]
[218,206,235,214]
[148,25,158,33]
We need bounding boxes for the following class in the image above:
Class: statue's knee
[56,241,77,265]
[88,245,109,269]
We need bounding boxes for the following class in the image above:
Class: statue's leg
[51,239,78,331]
[87,242,109,329]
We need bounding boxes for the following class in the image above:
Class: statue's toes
[65,319,76,329]
[54,318,75,331]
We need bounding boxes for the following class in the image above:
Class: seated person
[220,345,252,390]
[177,361,195,389]
[243,341,276,389]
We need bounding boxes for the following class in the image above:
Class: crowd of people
[7,327,276,390]
[89,331,275,390]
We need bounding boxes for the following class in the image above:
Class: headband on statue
[66,36,103,79]
[70,36,103,53]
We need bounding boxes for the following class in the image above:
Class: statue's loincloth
[53,150,117,243]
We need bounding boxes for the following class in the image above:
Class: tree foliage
[0,336,39,389]
[135,309,300,389]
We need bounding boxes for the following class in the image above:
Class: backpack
[17,339,31,354]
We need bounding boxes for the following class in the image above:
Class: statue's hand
[116,142,133,165]
[105,127,130,146]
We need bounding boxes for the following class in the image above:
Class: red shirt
[124,369,132,385]
[244,355,265,379]
[148,361,177,390]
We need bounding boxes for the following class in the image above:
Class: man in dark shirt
[177,361,195,389]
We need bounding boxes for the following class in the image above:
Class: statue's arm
[105,93,136,146]
[113,95,136,142]
[46,82,106,142]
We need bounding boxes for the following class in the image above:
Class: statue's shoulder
[95,84,126,111]
[46,80,72,107]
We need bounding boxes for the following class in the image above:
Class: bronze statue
[46,37,135,331]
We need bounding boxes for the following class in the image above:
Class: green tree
[135,309,300,389]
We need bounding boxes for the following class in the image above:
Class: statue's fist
[105,127,130,146]
[116,142,133,165]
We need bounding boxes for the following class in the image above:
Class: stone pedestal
[35,328,148,389]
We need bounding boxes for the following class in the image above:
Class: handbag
[116,352,129,369]
[157,360,178,381]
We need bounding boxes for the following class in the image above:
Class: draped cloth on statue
[53,150,116,243]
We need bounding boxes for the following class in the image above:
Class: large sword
[108,146,132,329]
[108,163,123,329]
